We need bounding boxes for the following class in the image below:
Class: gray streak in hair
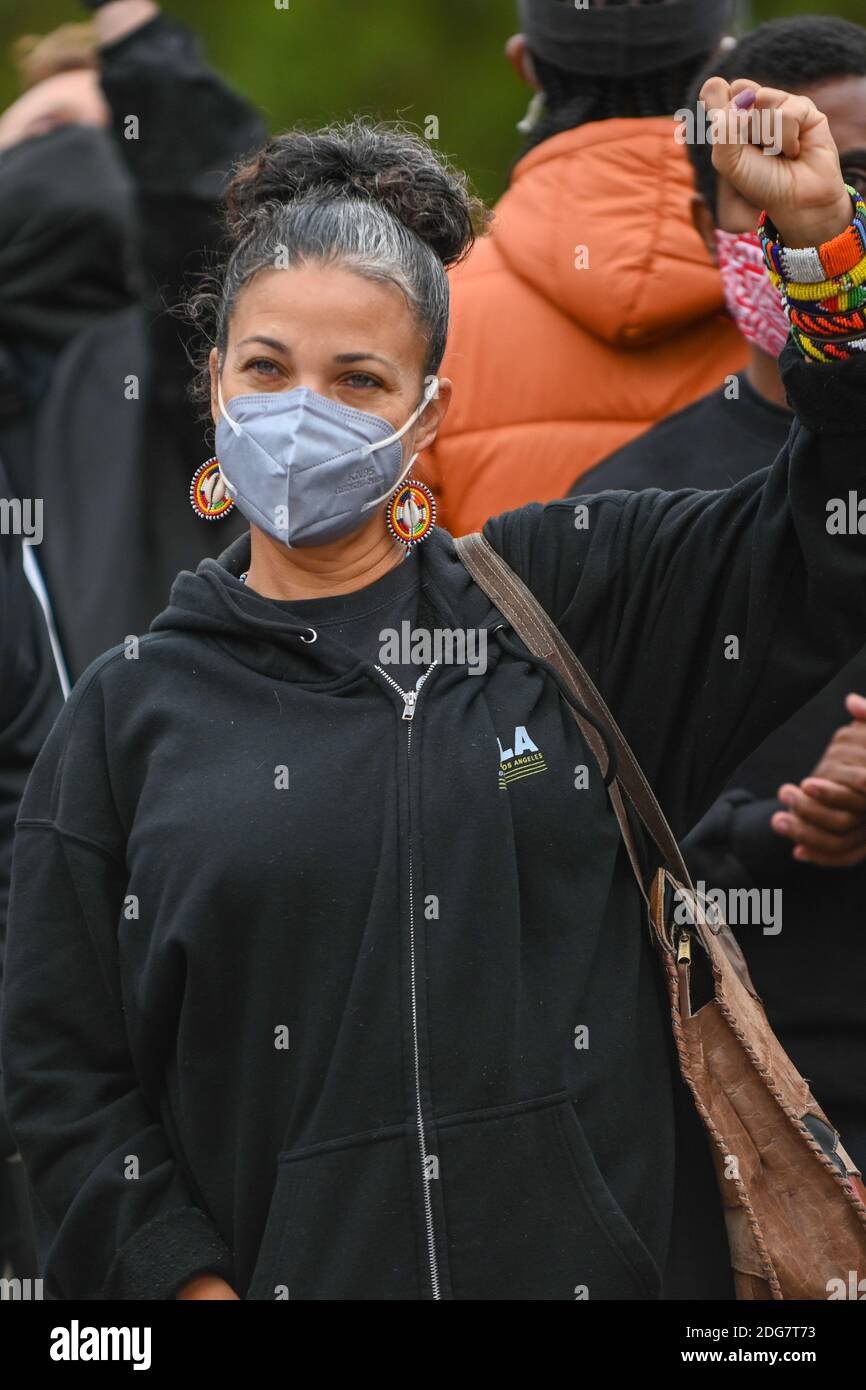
[216,195,451,375]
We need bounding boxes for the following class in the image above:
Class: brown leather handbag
[456,531,866,1301]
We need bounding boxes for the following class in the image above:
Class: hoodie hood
[150,533,338,682]
[492,118,725,350]
[149,529,500,683]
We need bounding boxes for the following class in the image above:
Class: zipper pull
[402,690,418,721]
[676,929,692,1020]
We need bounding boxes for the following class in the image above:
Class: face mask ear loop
[384,448,420,501]
[360,377,439,513]
[217,367,243,439]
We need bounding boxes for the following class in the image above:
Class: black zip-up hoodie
[3,346,866,1302]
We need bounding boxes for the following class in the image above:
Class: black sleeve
[484,344,866,841]
[99,14,266,462]
[682,790,794,891]
[0,665,233,1298]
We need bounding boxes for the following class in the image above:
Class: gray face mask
[215,375,439,549]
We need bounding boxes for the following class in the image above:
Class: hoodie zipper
[374,661,441,1299]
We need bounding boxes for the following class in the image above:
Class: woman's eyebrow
[236,335,291,354]
[333,351,398,370]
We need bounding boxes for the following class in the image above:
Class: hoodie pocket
[246,1094,662,1300]
[436,1092,662,1300]
[245,1127,421,1301]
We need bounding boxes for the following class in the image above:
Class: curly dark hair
[188,118,491,413]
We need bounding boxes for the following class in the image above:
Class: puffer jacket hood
[495,118,730,349]
[425,117,747,536]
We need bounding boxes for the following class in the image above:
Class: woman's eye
[343,372,382,389]
[246,358,280,376]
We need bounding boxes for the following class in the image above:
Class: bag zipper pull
[676,931,692,965]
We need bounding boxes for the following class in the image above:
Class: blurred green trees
[1,0,864,204]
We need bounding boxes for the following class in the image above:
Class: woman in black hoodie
[2,79,866,1302]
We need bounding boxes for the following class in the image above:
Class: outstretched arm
[91,2,266,461]
[486,78,866,838]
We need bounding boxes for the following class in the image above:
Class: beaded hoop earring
[386,479,436,550]
[190,458,234,521]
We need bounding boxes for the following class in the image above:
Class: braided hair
[524,51,715,151]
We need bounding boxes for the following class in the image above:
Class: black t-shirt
[254,548,424,695]
[572,374,793,494]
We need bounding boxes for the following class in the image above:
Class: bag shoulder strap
[455,530,693,895]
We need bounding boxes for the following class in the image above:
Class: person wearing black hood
[3,84,866,1302]
[0,0,262,681]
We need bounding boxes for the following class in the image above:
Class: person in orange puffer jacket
[425,0,749,538]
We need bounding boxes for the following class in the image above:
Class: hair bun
[225,119,489,268]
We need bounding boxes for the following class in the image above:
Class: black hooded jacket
[0,15,260,680]
[2,347,865,1301]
